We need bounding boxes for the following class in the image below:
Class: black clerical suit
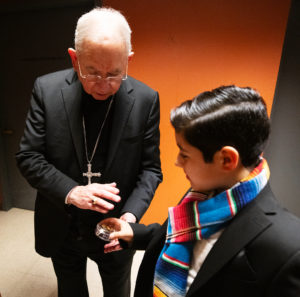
[129,184,300,297]
[16,68,162,297]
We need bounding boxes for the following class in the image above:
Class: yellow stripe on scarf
[154,285,168,297]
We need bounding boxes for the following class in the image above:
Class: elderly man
[16,7,162,297]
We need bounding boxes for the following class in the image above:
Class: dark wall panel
[265,0,300,216]
[0,1,96,210]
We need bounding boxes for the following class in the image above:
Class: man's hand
[67,182,121,213]
[98,217,134,253]
[120,212,137,223]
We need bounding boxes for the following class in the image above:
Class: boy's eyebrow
[177,143,187,152]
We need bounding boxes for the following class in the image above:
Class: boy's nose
[175,156,181,167]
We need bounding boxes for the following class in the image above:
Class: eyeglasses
[77,60,128,84]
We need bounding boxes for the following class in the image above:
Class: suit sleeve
[119,222,162,250]
[15,78,78,210]
[120,91,163,221]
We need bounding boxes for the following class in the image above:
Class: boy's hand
[99,218,134,253]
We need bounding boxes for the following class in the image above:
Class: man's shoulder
[126,76,157,95]
[35,68,76,87]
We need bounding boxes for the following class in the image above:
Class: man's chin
[92,93,111,101]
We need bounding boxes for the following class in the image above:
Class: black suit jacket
[16,68,162,257]
[131,184,300,297]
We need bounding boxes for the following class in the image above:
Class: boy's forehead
[175,132,188,150]
[175,132,182,145]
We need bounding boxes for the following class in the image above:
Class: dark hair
[170,85,270,168]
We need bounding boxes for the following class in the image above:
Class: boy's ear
[219,146,240,171]
[68,48,78,70]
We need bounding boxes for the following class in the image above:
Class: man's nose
[95,77,111,85]
[94,78,111,89]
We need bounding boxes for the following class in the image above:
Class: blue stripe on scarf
[155,243,194,296]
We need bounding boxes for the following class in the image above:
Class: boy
[100,85,300,297]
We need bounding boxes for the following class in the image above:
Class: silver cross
[83,163,101,185]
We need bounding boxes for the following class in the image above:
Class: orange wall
[105,0,290,224]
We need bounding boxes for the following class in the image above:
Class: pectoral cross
[83,163,101,185]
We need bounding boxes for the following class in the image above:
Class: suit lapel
[187,186,275,296]
[105,80,135,171]
[61,72,84,171]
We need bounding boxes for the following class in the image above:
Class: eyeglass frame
[77,60,128,83]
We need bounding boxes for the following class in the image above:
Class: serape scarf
[153,159,270,297]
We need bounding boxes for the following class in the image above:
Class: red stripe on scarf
[163,253,189,269]
[226,191,235,216]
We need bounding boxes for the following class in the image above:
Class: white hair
[74,7,132,55]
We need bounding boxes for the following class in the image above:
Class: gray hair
[74,7,132,55]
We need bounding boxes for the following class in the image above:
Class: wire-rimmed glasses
[77,60,128,84]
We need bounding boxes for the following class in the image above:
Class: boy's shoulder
[244,183,300,255]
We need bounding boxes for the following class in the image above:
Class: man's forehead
[81,36,126,51]
[78,40,128,60]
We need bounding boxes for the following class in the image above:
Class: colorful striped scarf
[153,159,270,297]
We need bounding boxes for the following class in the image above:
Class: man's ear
[128,51,134,62]
[219,146,240,171]
[68,48,78,70]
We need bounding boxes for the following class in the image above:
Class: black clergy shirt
[68,90,115,242]
[82,90,115,185]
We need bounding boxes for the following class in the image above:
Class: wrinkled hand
[120,212,137,223]
[99,217,134,253]
[67,183,121,213]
